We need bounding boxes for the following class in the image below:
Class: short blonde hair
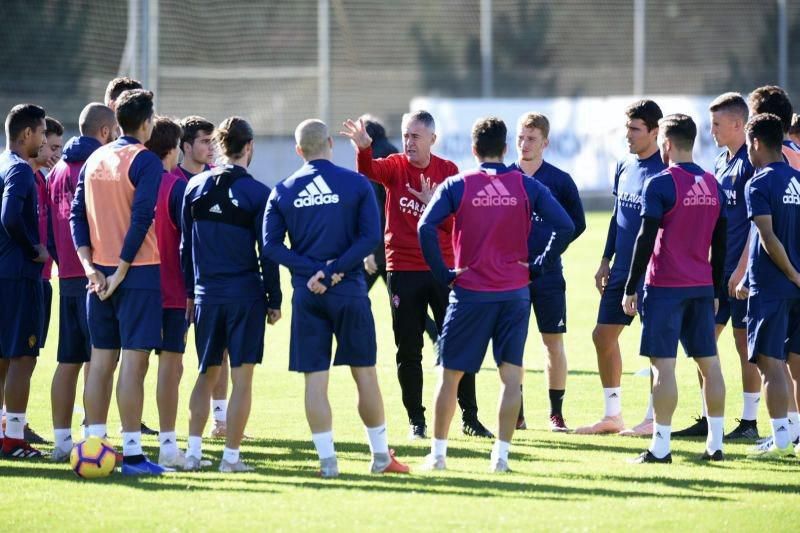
[517,112,550,138]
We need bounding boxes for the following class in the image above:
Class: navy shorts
[158,308,188,354]
[530,271,566,334]
[88,288,162,352]
[57,278,91,364]
[194,298,266,373]
[597,267,642,326]
[41,279,52,347]
[786,301,800,355]
[715,274,747,329]
[438,298,530,373]
[746,295,800,362]
[290,289,377,373]
[640,288,717,358]
[0,277,43,358]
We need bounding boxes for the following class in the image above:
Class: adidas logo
[655,431,663,439]
[557,318,565,327]
[9,417,21,423]
[294,176,339,208]
[783,177,800,205]
[776,426,787,432]
[608,393,619,398]
[209,203,222,214]
[127,439,137,445]
[163,439,173,445]
[472,180,518,207]
[214,406,222,412]
[683,178,718,206]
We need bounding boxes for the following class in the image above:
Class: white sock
[222,446,239,464]
[787,411,800,442]
[121,431,143,457]
[159,431,178,456]
[603,388,622,417]
[491,440,510,462]
[87,424,107,439]
[212,399,227,423]
[4,412,25,439]
[432,438,448,458]
[771,418,791,449]
[311,431,335,460]
[644,394,654,420]
[82,425,89,440]
[54,428,73,452]
[706,416,724,454]
[365,424,389,455]
[650,423,671,458]
[742,392,760,421]
[700,390,708,418]
[187,435,202,458]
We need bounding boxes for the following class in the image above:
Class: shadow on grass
[11,435,795,502]
[0,459,734,502]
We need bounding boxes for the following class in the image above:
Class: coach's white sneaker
[219,458,255,473]
[489,457,511,473]
[420,453,446,471]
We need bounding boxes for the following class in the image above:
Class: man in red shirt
[341,111,490,439]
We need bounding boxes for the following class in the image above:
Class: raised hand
[406,174,437,205]
[339,118,373,150]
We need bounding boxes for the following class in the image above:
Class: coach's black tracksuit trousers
[386,270,479,425]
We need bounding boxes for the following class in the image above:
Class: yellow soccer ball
[70,436,116,479]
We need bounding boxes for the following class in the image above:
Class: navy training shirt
[609,151,666,272]
[262,159,381,296]
[509,160,586,273]
[0,150,42,280]
[745,161,800,299]
[715,144,755,274]
[181,165,281,307]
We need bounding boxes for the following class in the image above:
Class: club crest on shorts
[28,335,37,349]
[392,294,400,308]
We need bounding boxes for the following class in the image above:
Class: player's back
[645,163,722,288]
[49,137,100,279]
[747,162,800,298]
[185,165,269,303]
[272,159,377,290]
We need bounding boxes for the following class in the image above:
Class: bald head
[79,103,117,142]
[295,119,331,160]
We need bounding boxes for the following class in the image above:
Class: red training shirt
[357,147,456,271]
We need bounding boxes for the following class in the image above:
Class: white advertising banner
[411,96,721,192]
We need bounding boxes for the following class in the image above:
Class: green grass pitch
[3,211,799,531]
